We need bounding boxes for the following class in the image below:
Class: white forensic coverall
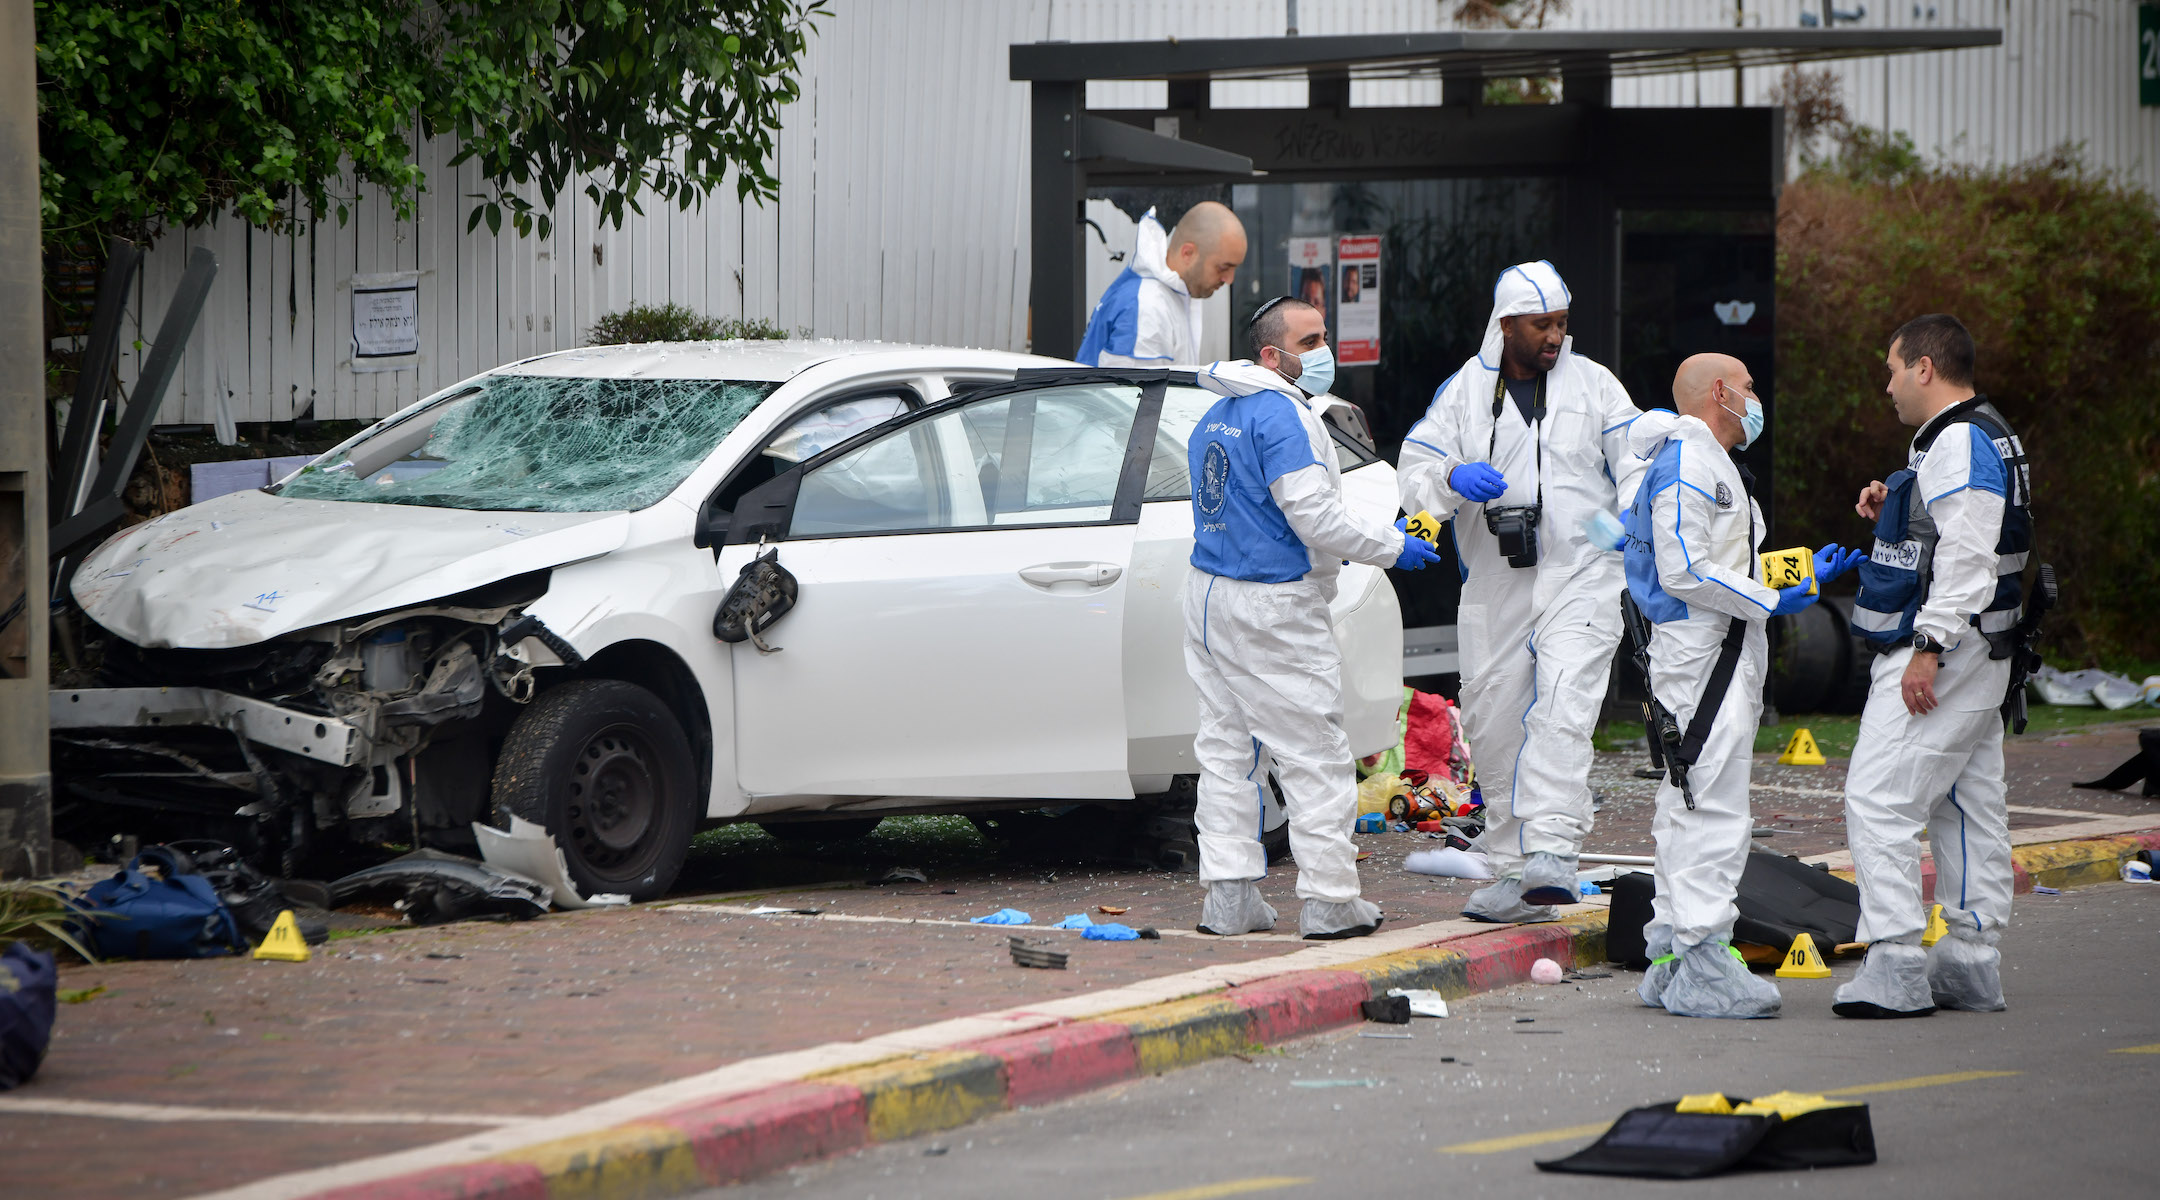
[1184,361,1403,901]
[1623,412,1779,951]
[1076,208,1203,368]
[1845,415,2017,949]
[1397,263,1649,882]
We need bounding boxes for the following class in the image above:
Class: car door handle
[1019,562,1122,588]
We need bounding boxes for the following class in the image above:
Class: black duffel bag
[1606,850,1861,968]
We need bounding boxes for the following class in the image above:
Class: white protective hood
[1196,358,1300,401]
[1131,208,1193,301]
[73,488,630,649]
[1627,408,1689,460]
[1476,260,1574,372]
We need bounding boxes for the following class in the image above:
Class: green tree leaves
[34,0,826,251]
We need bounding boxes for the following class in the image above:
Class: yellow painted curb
[818,1050,1004,1143]
[2015,834,2152,890]
[494,1121,704,1200]
[1109,995,1253,1075]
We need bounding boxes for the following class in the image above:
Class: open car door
[715,375,1169,801]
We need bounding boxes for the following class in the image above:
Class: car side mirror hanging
[714,544,797,654]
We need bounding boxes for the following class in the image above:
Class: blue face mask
[1290,344,1336,397]
[1721,392,1765,450]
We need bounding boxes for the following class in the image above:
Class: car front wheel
[491,679,697,902]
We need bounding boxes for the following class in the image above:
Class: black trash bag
[1,941,58,1090]
[1606,852,1860,968]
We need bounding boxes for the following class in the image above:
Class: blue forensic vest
[1187,389,1321,583]
[1850,397,2032,654]
[1075,267,1145,366]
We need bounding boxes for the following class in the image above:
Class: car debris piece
[1360,995,1412,1024]
[871,867,927,885]
[1008,937,1068,970]
[327,850,551,926]
[472,817,632,911]
[1385,988,1449,1018]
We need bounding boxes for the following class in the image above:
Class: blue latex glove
[1082,923,1140,941]
[1449,462,1507,502]
[1582,510,1626,553]
[1395,533,1442,572]
[970,908,1031,925]
[1771,584,1820,617]
[1813,542,1866,585]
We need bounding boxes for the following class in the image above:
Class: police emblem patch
[1714,481,1734,508]
[1198,442,1230,517]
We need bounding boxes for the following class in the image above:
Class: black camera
[1484,504,1542,568]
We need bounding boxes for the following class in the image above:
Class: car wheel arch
[563,639,714,814]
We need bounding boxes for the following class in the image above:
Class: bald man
[1078,202,1247,368]
[1621,355,1863,1019]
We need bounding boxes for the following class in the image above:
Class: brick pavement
[7,722,2154,1198]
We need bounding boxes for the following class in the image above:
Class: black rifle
[1620,592,1695,811]
[1999,562,2057,735]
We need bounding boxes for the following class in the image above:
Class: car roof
[496,339,1064,383]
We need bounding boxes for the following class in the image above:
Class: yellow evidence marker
[1775,932,1833,979]
[1777,728,1827,765]
[1759,545,1817,594]
[1733,1091,1860,1119]
[1921,903,1949,947]
[253,910,312,962]
[1676,1093,1734,1114]
[1404,510,1443,546]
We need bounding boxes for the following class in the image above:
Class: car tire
[759,817,885,844]
[491,679,697,903]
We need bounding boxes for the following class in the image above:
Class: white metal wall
[119,0,2159,425]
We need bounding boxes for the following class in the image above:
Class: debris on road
[1095,905,1128,915]
[1360,994,1411,1024]
[474,817,632,910]
[328,850,551,926]
[1530,957,1563,984]
[1404,847,1492,880]
[1007,937,1067,970]
[1384,988,1449,1018]
[872,867,928,885]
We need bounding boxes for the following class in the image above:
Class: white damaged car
[55,341,1405,900]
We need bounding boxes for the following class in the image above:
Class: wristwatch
[1909,632,1946,655]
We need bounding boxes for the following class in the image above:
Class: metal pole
[0,0,53,879]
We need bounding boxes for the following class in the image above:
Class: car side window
[790,422,946,536]
[708,389,916,519]
[788,383,1147,536]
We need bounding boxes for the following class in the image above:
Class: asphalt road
[720,882,2160,1200]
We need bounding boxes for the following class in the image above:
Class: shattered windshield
[278,375,779,512]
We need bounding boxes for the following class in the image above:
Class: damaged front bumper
[51,686,367,767]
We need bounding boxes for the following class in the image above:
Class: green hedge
[1775,138,2160,663]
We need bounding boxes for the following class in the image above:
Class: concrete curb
[298,829,2160,1200]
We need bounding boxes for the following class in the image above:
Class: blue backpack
[1,941,57,1090]
[75,847,244,960]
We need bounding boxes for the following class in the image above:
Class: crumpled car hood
[74,488,631,649]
